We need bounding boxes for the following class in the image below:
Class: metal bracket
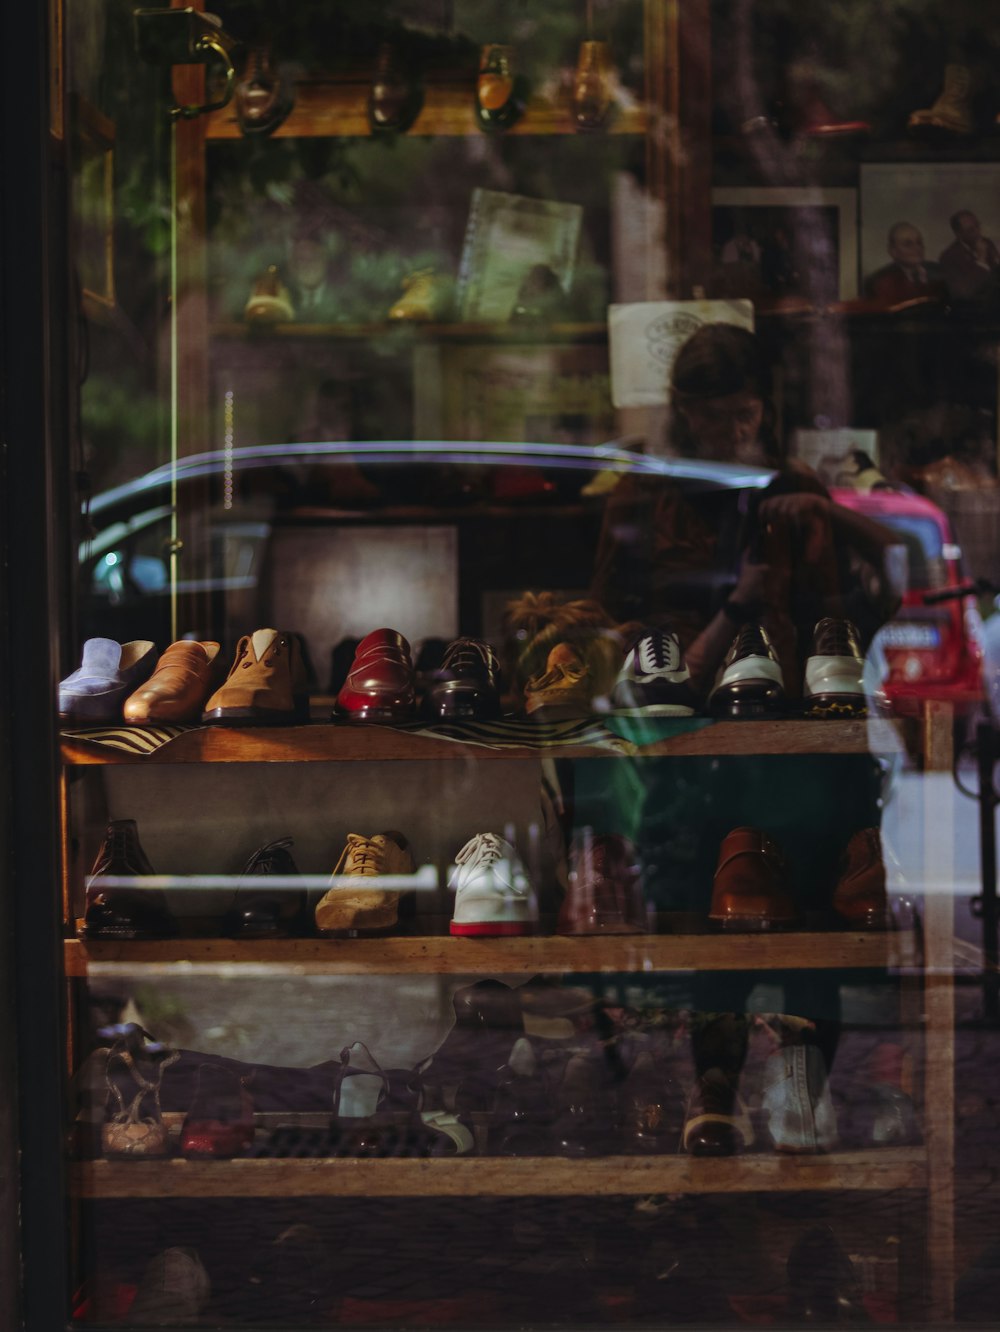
[134,8,237,121]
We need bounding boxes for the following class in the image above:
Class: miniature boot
[908,64,976,137]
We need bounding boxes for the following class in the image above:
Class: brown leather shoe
[557,832,647,934]
[123,640,220,724]
[202,630,308,725]
[367,41,423,134]
[708,827,796,930]
[334,628,415,722]
[832,827,889,929]
[235,44,295,137]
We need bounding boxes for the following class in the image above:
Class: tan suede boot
[908,64,976,137]
[201,629,308,725]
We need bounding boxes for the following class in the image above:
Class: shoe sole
[332,704,415,724]
[804,693,867,718]
[606,704,696,718]
[450,920,534,936]
[708,915,797,932]
[201,702,309,726]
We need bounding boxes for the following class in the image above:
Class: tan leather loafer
[202,629,308,725]
[123,640,220,724]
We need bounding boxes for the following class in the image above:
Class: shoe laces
[443,638,497,674]
[813,617,859,658]
[731,622,769,659]
[454,833,527,894]
[334,834,386,877]
[242,837,295,877]
[635,631,679,675]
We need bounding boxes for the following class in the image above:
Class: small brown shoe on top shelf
[314,831,416,936]
[682,1067,754,1156]
[475,44,526,131]
[557,831,648,934]
[367,40,424,135]
[333,628,416,722]
[832,827,890,930]
[387,269,451,321]
[908,64,976,138]
[708,826,797,931]
[571,39,613,131]
[244,266,294,324]
[235,43,295,137]
[201,629,308,725]
[123,640,220,724]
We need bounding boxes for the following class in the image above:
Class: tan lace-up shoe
[315,831,415,936]
[202,630,308,725]
[123,640,220,723]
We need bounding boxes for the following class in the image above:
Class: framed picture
[457,189,583,322]
[860,163,1000,306]
[710,187,858,303]
[72,94,116,309]
[607,299,754,408]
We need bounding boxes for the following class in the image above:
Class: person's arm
[684,557,774,691]
[757,490,897,565]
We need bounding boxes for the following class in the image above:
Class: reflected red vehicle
[831,486,983,717]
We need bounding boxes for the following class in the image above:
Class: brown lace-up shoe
[558,832,647,934]
[334,628,415,722]
[314,831,415,936]
[832,827,889,929]
[124,640,220,724]
[708,827,797,930]
[202,630,308,725]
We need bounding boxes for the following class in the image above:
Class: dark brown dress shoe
[832,827,889,929]
[235,44,295,137]
[558,832,648,934]
[571,39,613,131]
[367,41,424,134]
[82,819,176,939]
[681,1067,754,1156]
[424,637,502,721]
[708,826,797,930]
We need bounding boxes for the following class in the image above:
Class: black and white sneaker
[803,618,866,716]
[609,628,697,715]
[709,624,785,718]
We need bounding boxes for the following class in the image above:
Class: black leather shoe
[681,1067,754,1156]
[226,836,305,938]
[235,44,295,137]
[82,819,176,939]
[424,637,503,721]
[708,623,785,718]
[368,41,424,134]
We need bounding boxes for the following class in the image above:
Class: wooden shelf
[210,321,608,344]
[204,82,649,140]
[64,929,911,977]
[59,718,901,766]
[70,1148,926,1198]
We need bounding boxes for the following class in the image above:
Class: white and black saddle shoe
[709,623,785,718]
[803,617,866,717]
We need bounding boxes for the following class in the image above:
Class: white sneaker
[449,832,536,936]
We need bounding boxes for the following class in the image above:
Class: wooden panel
[60,718,902,766]
[65,928,912,977]
[71,1148,927,1199]
[204,83,650,140]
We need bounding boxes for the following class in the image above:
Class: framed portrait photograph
[860,163,1000,309]
[710,187,859,304]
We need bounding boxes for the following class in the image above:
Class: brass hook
[169,32,236,121]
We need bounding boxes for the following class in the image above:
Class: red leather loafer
[334,628,415,722]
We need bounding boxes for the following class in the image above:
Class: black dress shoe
[367,41,424,134]
[424,637,503,721]
[226,836,305,938]
[708,623,785,718]
[235,44,295,137]
[82,819,176,939]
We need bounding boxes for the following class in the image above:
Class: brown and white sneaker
[202,630,308,725]
[315,831,415,936]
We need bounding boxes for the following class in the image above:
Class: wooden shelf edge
[59,718,902,765]
[65,930,914,976]
[70,1148,927,1198]
[204,85,649,140]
